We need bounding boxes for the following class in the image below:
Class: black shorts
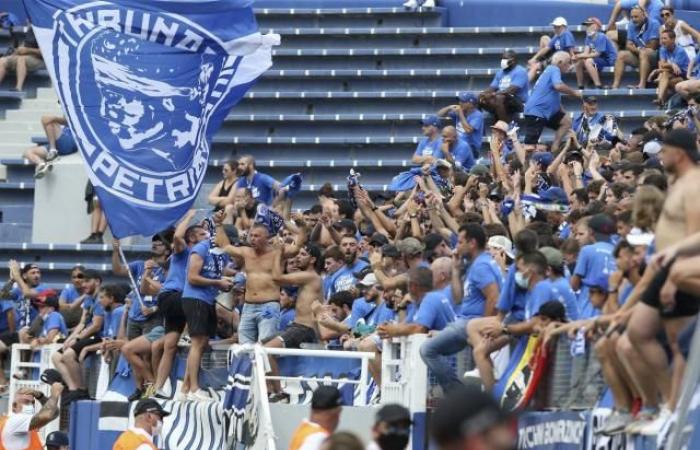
[274,323,317,349]
[68,335,100,358]
[0,331,18,346]
[159,291,186,334]
[641,262,700,318]
[617,29,628,50]
[182,298,216,337]
[523,111,566,145]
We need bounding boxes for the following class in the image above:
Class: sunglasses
[72,273,85,279]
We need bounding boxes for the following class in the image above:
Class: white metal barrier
[381,335,428,414]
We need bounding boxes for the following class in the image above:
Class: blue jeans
[419,318,469,393]
[238,302,280,344]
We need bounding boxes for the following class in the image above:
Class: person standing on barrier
[1,382,63,450]
[113,398,169,450]
[289,386,343,450]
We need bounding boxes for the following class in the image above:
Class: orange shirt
[288,420,329,450]
[112,428,158,450]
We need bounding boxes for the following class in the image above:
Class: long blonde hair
[632,185,665,231]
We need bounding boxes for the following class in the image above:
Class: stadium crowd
[2,1,700,449]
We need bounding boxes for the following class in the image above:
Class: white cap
[626,227,655,247]
[643,140,662,156]
[357,273,378,287]
[435,159,452,169]
[487,235,515,259]
[551,17,568,27]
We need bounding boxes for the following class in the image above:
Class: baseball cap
[436,159,452,169]
[539,246,564,269]
[643,140,662,156]
[20,263,39,275]
[532,152,554,167]
[589,274,609,292]
[502,49,517,59]
[487,235,514,259]
[381,244,400,258]
[457,92,478,104]
[375,404,412,425]
[133,398,170,417]
[626,227,655,247]
[535,301,567,322]
[588,213,616,240]
[582,17,602,28]
[311,385,343,410]
[663,128,700,162]
[33,290,59,309]
[539,186,569,205]
[369,232,389,247]
[469,164,490,176]
[551,16,568,27]
[431,385,511,445]
[421,115,441,128]
[583,95,598,104]
[490,120,509,134]
[45,431,69,447]
[397,237,425,256]
[357,273,378,287]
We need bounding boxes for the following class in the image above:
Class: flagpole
[118,244,144,308]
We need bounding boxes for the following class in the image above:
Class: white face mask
[515,271,529,289]
[586,29,596,37]
[21,403,35,415]
[500,59,510,70]
[152,419,163,437]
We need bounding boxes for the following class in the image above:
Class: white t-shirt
[1,413,32,450]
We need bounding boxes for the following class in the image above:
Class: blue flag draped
[24,0,278,238]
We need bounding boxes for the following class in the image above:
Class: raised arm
[111,241,129,276]
[28,383,63,430]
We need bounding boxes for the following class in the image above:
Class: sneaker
[127,388,143,402]
[34,163,48,179]
[600,410,632,435]
[268,392,290,403]
[80,234,101,244]
[639,407,671,436]
[46,149,59,162]
[463,368,481,380]
[422,0,435,7]
[625,408,657,434]
[403,0,418,8]
[153,389,169,400]
[174,392,189,402]
[188,389,214,402]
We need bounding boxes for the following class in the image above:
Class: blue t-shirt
[127,261,164,322]
[574,241,616,319]
[692,53,700,79]
[524,280,554,320]
[0,300,13,333]
[40,311,67,338]
[584,32,617,66]
[367,302,396,327]
[490,65,529,102]
[414,136,443,160]
[161,248,191,292]
[278,307,296,331]
[236,172,278,205]
[496,264,528,321]
[619,281,635,306]
[548,30,576,52]
[660,45,691,74]
[549,276,580,321]
[627,19,661,48]
[59,284,81,304]
[406,290,456,331]
[346,297,376,329]
[450,109,484,157]
[324,260,369,300]
[102,304,125,338]
[182,240,222,305]
[524,65,564,120]
[460,252,503,318]
[451,139,475,170]
[82,295,105,337]
[10,284,50,328]
[573,111,605,143]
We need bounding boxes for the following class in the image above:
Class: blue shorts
[593,57,613,69]
[55,128,78,156]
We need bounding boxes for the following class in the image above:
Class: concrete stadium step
[0,205,33,223]
[255,7,445,28]
[0,223,32,243]
[0,242,151,265]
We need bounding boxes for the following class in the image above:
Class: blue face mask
[515,271,529,289]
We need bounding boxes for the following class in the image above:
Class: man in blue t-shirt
[523,52,582,151]
[412,115,443,165]
[235,155,281,205]
[575,17,617,89]
[438,92,484,158]
[441,125,474,170]
[572,96,619,147]
[420,224,502,393]
[652,30,691,105]
[528,17,576,81]
[7,262,50,335]
[479,50,529,122]
[612,6,660,89]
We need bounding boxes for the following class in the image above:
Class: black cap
[589,213,616,240]
[381,244,400,258]
[375,404,412,425]
[133,398,170,418]
[369,232,389,247]
[311,385,343,410]
[82,269,102,281]
[583,95,597,104]
[502,49,517,59]
[663,128,700,162]
[535,301,567,322]
[46,431,69,446]
[431,385,511,446]
[20,263,39,275]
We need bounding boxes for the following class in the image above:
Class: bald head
[431,256,453,288]
[442,125,457,147]
[237,155,255,177]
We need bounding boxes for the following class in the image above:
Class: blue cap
[539,187,569,205]
[532,152,554,167]
[589,274,609,291]
[421,115,441,127]
[457,92,478,104]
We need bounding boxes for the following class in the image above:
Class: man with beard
[370,237,428,290]
[215,212,303,344]
[235,155,281,206]
[325,236,369,297]
[265,243,323,402]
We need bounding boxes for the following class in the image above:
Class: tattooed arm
[29,383,63,430]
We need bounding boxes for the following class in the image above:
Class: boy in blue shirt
[412,115,443,164]
[523,53,582,151]
[26,292,67,348]
[575,17,617,89]
[235,155,281,205]
[479,49,529,122]
[278,287,297,332]
[528,17,576,81]
[612,6,660,89]
[652,30,691,105]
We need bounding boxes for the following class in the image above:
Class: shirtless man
[265,242,323,402]
[619,128,700,434]
[214,212,303,343]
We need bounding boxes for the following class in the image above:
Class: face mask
[21,403,35,415]
[377,431,410,450]
[514,271,529,289]
[500,59,510,70]
[586,29,596,37]
[152,419,163,437]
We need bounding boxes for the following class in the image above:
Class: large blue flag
[23,0,278,238]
